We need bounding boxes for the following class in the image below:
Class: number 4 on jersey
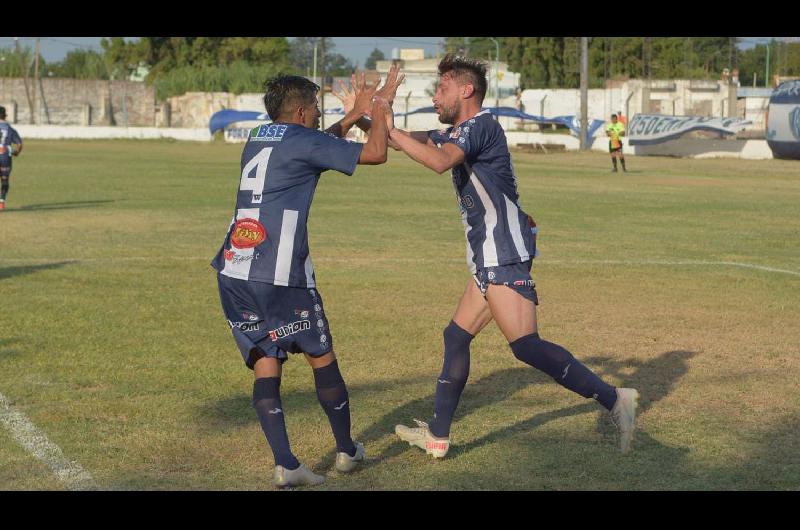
[239,147,273,204]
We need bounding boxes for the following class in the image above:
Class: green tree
[365,48,385,70]
[48,49,109,79]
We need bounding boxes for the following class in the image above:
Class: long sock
[252,377,300,470]
[612,157,618,170]
[1,177,8,201]
[620,157,626,170]
[509,333,617,410]
[429,321,473,438]
[313,360,356,456]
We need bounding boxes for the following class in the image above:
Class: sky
[3,37,444,65]
[4,36,798,64]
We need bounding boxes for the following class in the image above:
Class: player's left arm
[10,130,22,155]
[389,127,464,174]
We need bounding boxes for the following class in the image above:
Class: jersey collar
[454,109,490,129]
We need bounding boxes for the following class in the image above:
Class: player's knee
[443,320,473,355]
[509,333,571,379]
[252,376,281,408]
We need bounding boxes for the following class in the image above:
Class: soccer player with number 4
[210,68,401,488]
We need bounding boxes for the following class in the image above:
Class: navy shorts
[473,260,539,304]
[217,273,333,369]
[0,154,11,177]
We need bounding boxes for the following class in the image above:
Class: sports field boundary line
[0,391,98,491]
[1,257,798,277]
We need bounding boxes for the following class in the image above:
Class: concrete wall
[0,78,155,126]
[15,125,211,141]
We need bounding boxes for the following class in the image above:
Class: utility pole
[33,37,40,124]
[490,38,500,120]
[312,41,318,88]
[579,37,589,151]
[14,38,34,123]
[765,41,771,88]
[319,38,326,130]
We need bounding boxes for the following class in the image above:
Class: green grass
[1,140,799,490]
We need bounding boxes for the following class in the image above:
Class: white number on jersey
[239,147,273,204]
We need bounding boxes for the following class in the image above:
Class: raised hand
[352,73,380,118]
[332,74,358,114]
[375,62,405,106]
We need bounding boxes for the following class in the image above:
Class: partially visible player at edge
[0,106,23,210]
[339,55,639,458]
[211,66,402,488]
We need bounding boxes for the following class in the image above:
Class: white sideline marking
[0,392,98,490]
[0,257,798,277]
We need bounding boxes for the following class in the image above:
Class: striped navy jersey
[211,123,363,287]
[0,121,21,153]
[429,110,536,273]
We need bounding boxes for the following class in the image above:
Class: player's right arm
[389,127,464,174]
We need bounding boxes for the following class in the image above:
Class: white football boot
[335,441,366,473]
[610,388,640,454]
[273,463,325,488]
[395,419,450,458]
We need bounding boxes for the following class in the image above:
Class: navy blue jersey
[429,110,536,272]
[0,121,21,154]
[211,123,363,287]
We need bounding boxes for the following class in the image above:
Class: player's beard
[437,100,459,125]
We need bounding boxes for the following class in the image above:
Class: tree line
[448,37,799,90]
[1,37,797,100]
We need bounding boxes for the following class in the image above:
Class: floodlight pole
[580,37,589,151]
[490,37,499,121]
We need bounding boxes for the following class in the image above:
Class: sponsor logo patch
[252,124,288,142]
[294,309,310,318]
[224,249,235,261]
[268,320,311,342]
[242,312,260,322]
[228,320,260,332]
[513,280,535,287]
[231,218,266,249]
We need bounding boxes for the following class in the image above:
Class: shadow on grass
[8,199,115,212]
[0,261,77,281]
[312,349,697,472]
[0,338,21,359]
[196,372,430,432]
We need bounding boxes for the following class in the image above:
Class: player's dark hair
[438,54,488,104]
[263,75,319,121]
[611,113,618,118]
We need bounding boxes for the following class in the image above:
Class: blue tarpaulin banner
[627,114,752,145]
[209,110,270,134]
[210,106,606,142]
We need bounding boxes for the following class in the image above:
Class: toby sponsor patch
[231,218,266,249]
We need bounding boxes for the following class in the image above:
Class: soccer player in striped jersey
[366,55,639,457]
[211,72,399,488]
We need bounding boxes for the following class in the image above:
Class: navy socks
[252,377,300,470]
[313,360,356,457]
[429,321,474,438]
[510,333,618,410]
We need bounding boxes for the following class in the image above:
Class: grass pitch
[1,139,799,490]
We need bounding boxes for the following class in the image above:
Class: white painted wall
[16,125,212,141]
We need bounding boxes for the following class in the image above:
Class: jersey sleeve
[310,131,364,176]
[440,117,492,162]
[10,128,21,144]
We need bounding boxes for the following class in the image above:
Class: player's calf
[509,333,617,410]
